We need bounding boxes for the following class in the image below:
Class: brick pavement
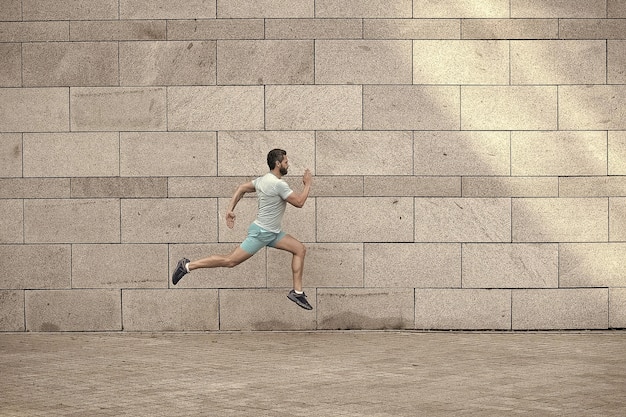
[1,331,626,416]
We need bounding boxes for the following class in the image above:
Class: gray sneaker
[288,290,313,310]
[172,258,190,285]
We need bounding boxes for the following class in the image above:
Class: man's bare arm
[226,181,255,228]
[285,169,312,208]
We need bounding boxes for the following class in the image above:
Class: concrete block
[363,85,460,130]
[560,19,626,39]
[168,19,264,40]
[71,87,166,132]
[0,291,24,331]
[120,132,217,177]
[609,131,626,175]
[266,18,362,39]
[0,44,20,86]
[25,199,120,244]
[23,42,118,87]
[414,131,510,176]
[71,177,167,198]
[25,289,122,332]
[218,40,313,85]
[608,41,626,84]
[317,197,414,242]
[317,131,412,175]
[0,21,69,42]
[0,133,21,177]
[266,85,362,130]
[0,88,69,132]
[511,0,606,17]
[0,179,70,199]
[316,40,412,84]
[609,0,626,17]
[317,0,412,18]
[364,243,461,288]
[559,177,626,197]
[268,243,364,288]
[220,289,316,331]
[23,133,119,177]
[364,18,459,39]
[218,197,316,243]
[120,41,216,86]
[461,18,558,39]
[0,245,71,289]
[609,288,626,328]
[365,176,461,197]
[512,198,608,242]
[168,86,264,131]
[461,86,557,130]
[512,289,608,330]
[317,288,414,330]
[462,177,558,198]
[0,200,22,244]
[415,198,511,242]
[23,0,118,20]
[70,20,166,41]
[122,289,218,331]
[413,40,509,84]
[121,199,216,244]
[413,0,509,18]
[415,289,511,330]
[217,0,313,18]
[511,40,605,84]
[511,131,607,176]
[311,176,364,197]
[610,198,626,241]
[0,0,20,20]
[120,0,215,19]
[168,177,253,198]
[217,131,314,176]
[560,243,626,287]
[462,243,558,288]
[170,243,267,288]
[72,244,168,289]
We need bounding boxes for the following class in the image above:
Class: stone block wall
[2,0,626,331]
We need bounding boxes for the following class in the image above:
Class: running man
[171,149,313,310]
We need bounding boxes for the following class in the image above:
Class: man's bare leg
[188,246,253,270]
[273,234,306,292]
[172,246,252,285]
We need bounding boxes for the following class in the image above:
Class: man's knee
[296,242,306,258]
[224,257,242,268]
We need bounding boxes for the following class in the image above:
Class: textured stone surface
[415,289,512,330]
[220,289,317,330]
[512,289,608,330]
[2,1,624,332]
[122,289,218,331]
[72,244,168,289]
[415,198,511,242]
[463,243,559,288]
[25,290,122,332]
[317,288,415,330]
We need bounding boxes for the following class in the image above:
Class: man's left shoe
[172,258,190,285]
[287,290,313,310]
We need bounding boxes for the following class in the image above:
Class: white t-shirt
[252,173,293,233]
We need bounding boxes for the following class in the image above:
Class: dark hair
[267,149,287,170]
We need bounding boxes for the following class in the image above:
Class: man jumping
[171,149,313,310]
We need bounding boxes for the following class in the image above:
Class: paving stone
[217,0,313,18]
[462,177,558,198]
[0,290,24,331]
[0,244,71,289]
[511,0,606,18]
[70,20,166,41]
[461,18,558,39]
[0,44,20,86]
[120,0,215,19]
[23,0,118,20]
[413,0,510,18]
[0,133,22,178]
[0,88,69,132]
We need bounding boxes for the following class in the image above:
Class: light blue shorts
[240,223,286,255]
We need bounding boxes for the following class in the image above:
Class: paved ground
[1,331,625,416]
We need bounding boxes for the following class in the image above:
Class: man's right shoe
[172,258,190,285]
[288,290,313,310]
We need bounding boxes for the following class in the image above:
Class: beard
[279,166,288,176]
